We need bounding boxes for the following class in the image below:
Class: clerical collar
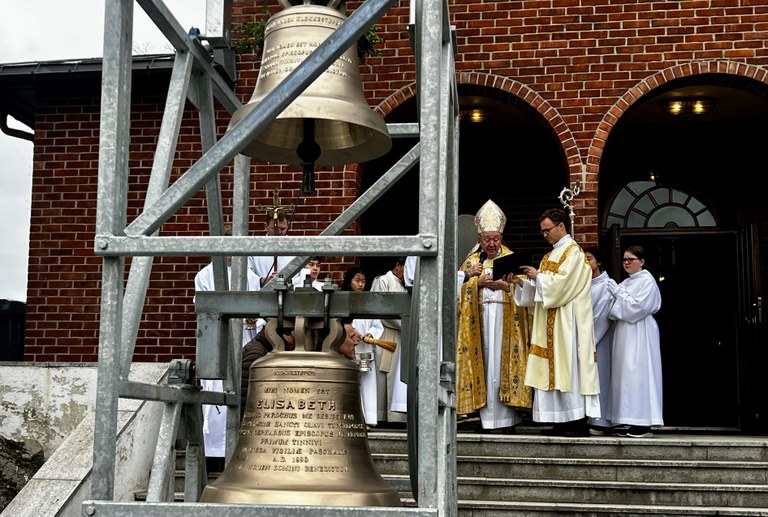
[552,233,573,249]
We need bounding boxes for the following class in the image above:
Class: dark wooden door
[737,223,768,434]
[615,232,741,429]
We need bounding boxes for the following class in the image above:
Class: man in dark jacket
[240,328,295,419]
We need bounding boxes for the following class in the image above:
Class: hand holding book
[492,252,533,281]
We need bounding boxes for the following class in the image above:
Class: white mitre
[474,199,506,234]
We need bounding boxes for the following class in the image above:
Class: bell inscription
[260,41,351,80]
[200,351,400,506]
[266,13,343,32]
[239,375,366,474]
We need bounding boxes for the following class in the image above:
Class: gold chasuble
[456,245,533,415]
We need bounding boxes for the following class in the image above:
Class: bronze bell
[228,1,391,176]
[199,323,401,506]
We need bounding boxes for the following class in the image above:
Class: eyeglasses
[540,224,560,235]
[622,257,639,263]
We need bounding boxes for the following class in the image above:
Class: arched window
[605,181,716,229]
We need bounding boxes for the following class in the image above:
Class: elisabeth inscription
[239,370,367,474]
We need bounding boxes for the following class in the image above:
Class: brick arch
[587,60,768,173]
[455,72,580,175]
[375,83,417,118]
[375,75,582,176]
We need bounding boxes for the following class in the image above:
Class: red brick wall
[23,1,768,361]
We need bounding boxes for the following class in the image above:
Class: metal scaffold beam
[86,0,459,515]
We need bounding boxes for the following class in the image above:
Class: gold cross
[255,189,294,232]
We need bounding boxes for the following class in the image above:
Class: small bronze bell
[228,1,391,175]
[199,348,401,506]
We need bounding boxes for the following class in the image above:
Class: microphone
[479,251,488,263]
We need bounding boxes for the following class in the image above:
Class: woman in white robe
[584,247,617,434]
[341,266,384,426]
[607,245,663,437]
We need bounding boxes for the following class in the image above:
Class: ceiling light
[459,108,489,123]
[662,98,716,116]
[690,99,715,114]
[666,100,685,115]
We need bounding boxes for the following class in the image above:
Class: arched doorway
[599,74,768,434]
[360,84,570,280]
[604,181,740,430]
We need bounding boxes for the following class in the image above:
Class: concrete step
[388,474,768,508]
[401,498,768,517]
[374,453,768,484]
[369,431,768,462]
[368,430,768,514]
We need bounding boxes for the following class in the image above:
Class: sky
[0,1,207,302]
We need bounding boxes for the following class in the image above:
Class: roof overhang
[0,54,175,137]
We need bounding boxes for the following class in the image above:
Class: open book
[492,252,534,280]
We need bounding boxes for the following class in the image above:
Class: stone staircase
[368,430,768,516]
[135,429,768,516]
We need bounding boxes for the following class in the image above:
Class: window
[606,181,716,229]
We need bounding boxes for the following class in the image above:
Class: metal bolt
[84,506,95,516]
[97,240,108,250]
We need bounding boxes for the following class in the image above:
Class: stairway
[368,430,768,516]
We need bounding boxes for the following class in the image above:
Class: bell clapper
[298,118,321,194]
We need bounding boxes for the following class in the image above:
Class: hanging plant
[357,25,384,64]
[234,18,269,55]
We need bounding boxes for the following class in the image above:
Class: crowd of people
[194,201,664,466]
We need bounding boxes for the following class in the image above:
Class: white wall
[0,362,166,456]
[0,362,168,517]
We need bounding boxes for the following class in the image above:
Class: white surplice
[352,318,384,426]
[369,270,408,422]
[588,271,617,428]
[477,279,523,429]
[607,269,664,427]
[194,262,262,458]
[248,255,297,284]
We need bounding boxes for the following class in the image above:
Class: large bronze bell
[228,1,391,172]
[199,319,401,506]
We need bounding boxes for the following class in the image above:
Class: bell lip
[200,485,402,506]
[228,103,392,166]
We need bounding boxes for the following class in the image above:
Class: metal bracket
[168,359,195,385]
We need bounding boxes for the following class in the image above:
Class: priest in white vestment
[194,250,262,465]
[510,208,600,436]
[248,209,297,288]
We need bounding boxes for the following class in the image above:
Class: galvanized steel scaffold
[85,0,459,516]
